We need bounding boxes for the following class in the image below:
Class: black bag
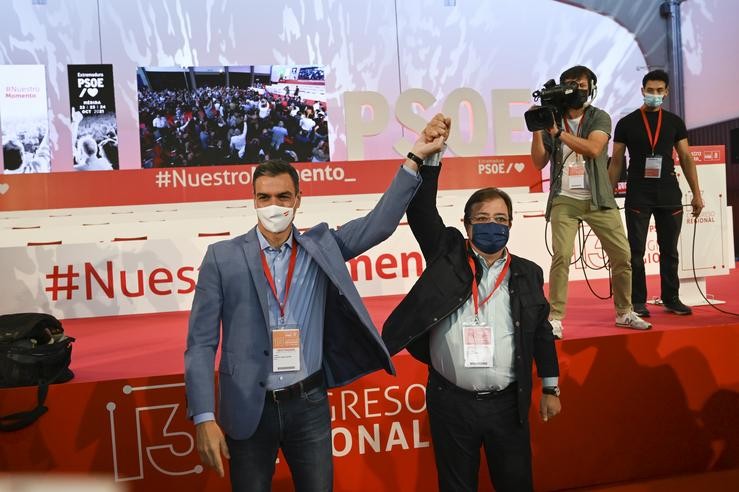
[0,313,75,431]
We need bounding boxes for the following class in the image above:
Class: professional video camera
[524,79,580,132]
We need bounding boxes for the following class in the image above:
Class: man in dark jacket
[383,137,561,492]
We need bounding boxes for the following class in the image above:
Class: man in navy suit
[185,115,450,491]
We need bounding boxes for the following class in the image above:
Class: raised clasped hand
[413,113,451,159]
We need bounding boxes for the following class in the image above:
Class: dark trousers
[625,204,683,304]
[226,384,333,492]
[427,369,532,492]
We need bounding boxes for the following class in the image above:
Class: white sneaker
[549,319,563,339]
[615,311,652,330]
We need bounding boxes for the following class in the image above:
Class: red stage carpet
[2,266,738,491]
[66,267,739,384]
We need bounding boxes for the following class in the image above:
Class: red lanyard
[467,245,512,318]
[563,111,587,137]
[260,237,298,320]
[640,107,663,155]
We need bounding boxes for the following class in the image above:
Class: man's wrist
[193,412,216,425]
[542,376,558,388]
[406,151,425,166]
[543,386,560,397]
[422,144,446,167]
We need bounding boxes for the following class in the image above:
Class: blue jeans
[226,385,333,492]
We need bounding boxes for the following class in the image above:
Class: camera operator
[530,65,651,338]
[609,69,704,317]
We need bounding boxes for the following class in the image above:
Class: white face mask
[256,204,295,233]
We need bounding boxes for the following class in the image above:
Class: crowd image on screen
[137,81,329,168]
[2,122,51,174]
[296,66,324,80]
[71,111,119,171]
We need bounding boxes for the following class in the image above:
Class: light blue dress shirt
[256,229,328,391]
[430,249,517,391]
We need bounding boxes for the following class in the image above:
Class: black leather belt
[430,367,516,400]
[268,370,324,403]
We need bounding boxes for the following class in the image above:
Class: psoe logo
[477,161,526,175]
[78,76,104,98]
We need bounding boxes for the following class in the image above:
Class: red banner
[675,145,725,165]
[0,155,541,212]
[1,325,738,491]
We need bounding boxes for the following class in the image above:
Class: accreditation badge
[271,325,300,372]
[644,155,662,178]
[462,319,493,368]
[568,156,586,189]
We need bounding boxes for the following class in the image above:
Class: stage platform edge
[2,319,738,492]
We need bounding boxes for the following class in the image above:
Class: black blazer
[382,164,559,423]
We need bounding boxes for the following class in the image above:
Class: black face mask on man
[567,89,589,110]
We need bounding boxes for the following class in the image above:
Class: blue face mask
[471,222,509,254]
[644,94,663,108]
